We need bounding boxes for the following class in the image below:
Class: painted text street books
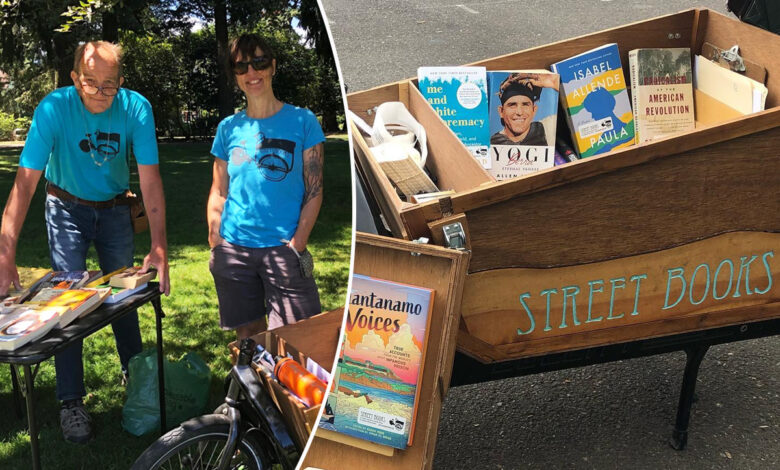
[487,71,559,180]
[328,274,435,449]
[0,305,66,351]
[551,43,635,158]
[629,48,695,144]
[417,66,491,169]
[109,267,157,289]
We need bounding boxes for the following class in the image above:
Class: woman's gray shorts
[209,240,321,330]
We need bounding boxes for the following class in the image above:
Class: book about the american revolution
[329,274,434,449]
[629,48,695,144]
[551,43,635,158]
[417,66,491,169]
[487,70,559,180]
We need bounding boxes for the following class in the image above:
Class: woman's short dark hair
[227,34,276,79]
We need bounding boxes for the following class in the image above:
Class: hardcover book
[551,43,635,157]
[628,48,695,143]
[109,267,157,289]
[328,274,434,449]
[99,283,148,305]
[0,305,66,351]
[417,66,491,169]
[487,71,559,180]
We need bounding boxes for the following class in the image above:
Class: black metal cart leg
[10,364,23,418]
[19,365,41,470]
[151,297,167,434]
[670,345,709,450]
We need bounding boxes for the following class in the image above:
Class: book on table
[551,43,635,158]
[487,70,559,180]
[27,287,110,325]
[417,66,491,169]
[323,274,435,450]
[109,267,157,289]
[0,305,67,351]
[628,48,695,144]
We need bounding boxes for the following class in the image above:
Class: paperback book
[0,305,66,351]
[417,66,491,169]
[327,274,435,449]
[109,267,157,289]
[487,71,559,180]
[629,48,695,143]
[27,288,108,323]
[551,43,635,157]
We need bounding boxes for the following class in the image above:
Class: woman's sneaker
[60,399,92,444]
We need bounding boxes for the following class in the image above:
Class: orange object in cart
[274,357,326,407]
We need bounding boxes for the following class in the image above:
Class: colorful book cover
[629,48,695,144]
[417,66,491,169]
[0,305,64,351]
[329,274,434,449]
[487,71,559,180]
[551,43,635,158]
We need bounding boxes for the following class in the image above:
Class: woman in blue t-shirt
[208,33,325,339]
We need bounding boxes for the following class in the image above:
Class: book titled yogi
[323,274,434,449]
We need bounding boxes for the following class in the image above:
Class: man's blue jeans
[45,193,143,402]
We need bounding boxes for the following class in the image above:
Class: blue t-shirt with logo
[19,86,158,201]
[210,104,325,248]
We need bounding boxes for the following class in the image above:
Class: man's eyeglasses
[80,82,119,97]
[233,56,273,75]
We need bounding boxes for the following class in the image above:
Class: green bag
[122,348,211,436]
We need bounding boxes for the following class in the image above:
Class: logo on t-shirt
[254,135,296,182]
[79,130,121,164]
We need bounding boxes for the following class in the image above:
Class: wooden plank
[272,309,343,373]
[468,10,696,72]
[460,232,778,348]
[407,83,493,192]
[302,233,470,470]
[458,126,779,271]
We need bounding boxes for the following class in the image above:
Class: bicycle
[131,338,300,470]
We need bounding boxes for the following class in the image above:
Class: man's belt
[46,184,132,209]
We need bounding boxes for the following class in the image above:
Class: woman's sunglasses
[233,56,273,75]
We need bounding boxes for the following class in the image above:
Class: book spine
[629,50,640,145]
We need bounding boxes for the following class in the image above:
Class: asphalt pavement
[319,1,780,468]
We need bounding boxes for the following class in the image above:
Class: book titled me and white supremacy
[322,274,434,449]
[417,66,491,169]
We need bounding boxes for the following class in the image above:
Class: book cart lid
[302,232,470,470]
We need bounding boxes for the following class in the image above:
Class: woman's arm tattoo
[302,144,324,205]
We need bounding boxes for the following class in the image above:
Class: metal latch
[442,222,467,251]
[714,45,746,73]
[410,237,429,257]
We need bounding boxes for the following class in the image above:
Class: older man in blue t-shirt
[0,41,170,444]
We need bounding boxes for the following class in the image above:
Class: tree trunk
[103,9,119,43]
[215,0,233,120]
[53,35,73,88]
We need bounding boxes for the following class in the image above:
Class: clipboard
[701,42,767,84]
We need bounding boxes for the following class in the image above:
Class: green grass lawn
[0,136,352,469]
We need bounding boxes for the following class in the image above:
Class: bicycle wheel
[131,414,271,470]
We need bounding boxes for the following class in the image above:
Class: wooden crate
[349,8,780,363]
[302,232,470,470]
[229,309,342,450]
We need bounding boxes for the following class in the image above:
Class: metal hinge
[410,237,429,256]
[442,222,467,251]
